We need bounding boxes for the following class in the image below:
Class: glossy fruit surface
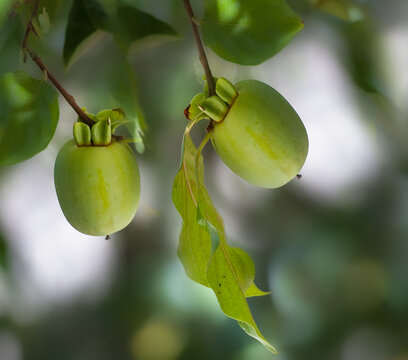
[54,139,140,235]
[211,80,308,188]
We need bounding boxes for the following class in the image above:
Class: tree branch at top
[182,0,216,97]
[21,0,95,127]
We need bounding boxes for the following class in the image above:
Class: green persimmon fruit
[54,139,140,236]
[210,80,308,189]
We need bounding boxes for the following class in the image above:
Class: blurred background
[0,0,408,359]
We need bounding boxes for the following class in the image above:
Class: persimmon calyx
[185,77,238,123]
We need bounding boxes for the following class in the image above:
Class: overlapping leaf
[172,135,276,352]
[0,0,13,26]
[63,0,98,66]
[172,135,217,286]
[202,0,303,65]
[63,0,177,66]
[0,16,24,76]
[0,72,59,166]
[71,42,145,153]
[0,233,8,270]
[314,0,364,22]
[206,244,277,353]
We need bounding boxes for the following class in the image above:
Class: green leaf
[339,19,383,94]
[207,243,277,353]
[0,233,8,270]
[172,136,214,286]
[73,44,145,153]
[64,0,177,65]
[0,72,59,166]
[100,58,146,153]
[0,15,24,76]
[173,135,275,352]
[245,282,271,297]
[116,4,177,47]
[0,0,13,26]
[202,0,303,65]
[83,0,112,32]
[63,0,98,66]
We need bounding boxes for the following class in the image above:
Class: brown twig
[21,0,95,127]
[182,0,216,97]
[182,0,216,131]
[25,49,95,127]
[21,0,40,62]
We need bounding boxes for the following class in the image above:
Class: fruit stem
[184,115,202,137]
[182,0,216,97]
[21,0,95,128]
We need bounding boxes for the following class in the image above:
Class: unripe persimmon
[186,78,308,188]
[211,80,308,188]
[54,119,140,235]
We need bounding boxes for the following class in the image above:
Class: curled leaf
[172,134,275,352]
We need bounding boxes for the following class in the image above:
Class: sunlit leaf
[245,282,271,297]
[207,243,277,353]
[0,0,13,26]
[202,0,303,65]
[172,136,213,286]
[173,135,275,352]
[0,72,59,166]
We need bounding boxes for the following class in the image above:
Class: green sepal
[201,96,229,122]
[94,108,131,133]
[77,107,96,123]
[185,92,208,121]
[91,118,111,145]
[73,122,92,146]
[95,108,124,124]
[94,109,112,122]
[216,78,238,106]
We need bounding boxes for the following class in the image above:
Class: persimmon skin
[54,139,140,236]
[211,80,308,188]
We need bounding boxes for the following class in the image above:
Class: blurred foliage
[0,72,59,166]
[0,0,407,359]
[64,0,177,66]
[0,232,8,269]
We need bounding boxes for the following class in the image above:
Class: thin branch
[21,0,40,62]
[25,48,95,127]
[182,0,216,97]
[21,0,95,127]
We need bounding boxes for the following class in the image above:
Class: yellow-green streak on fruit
[211,80,308,188]
[54,139,140,235]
